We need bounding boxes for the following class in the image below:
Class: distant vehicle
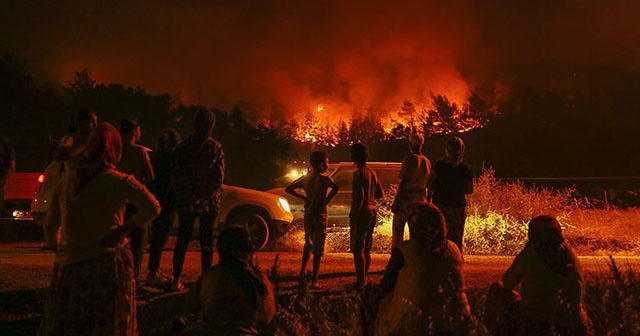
[268,162,402,227]
[2,172,41,220]
[30,161,294,250]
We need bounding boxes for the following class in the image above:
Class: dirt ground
[1,242,640,335]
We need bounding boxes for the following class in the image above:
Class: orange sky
[2,1,640,122]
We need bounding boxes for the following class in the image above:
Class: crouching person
[177,226,276,336]
[375,202,472,336]
[501,215,590,336]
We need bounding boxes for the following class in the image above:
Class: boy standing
[349,143,383,288]
[286,151,338,289]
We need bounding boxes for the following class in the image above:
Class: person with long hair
[375,202,472,335]
[177,226,276,335]
[427,136,473,253]
[38,122,160,336]
[171,109,225,291]
[501,215,589,335]
[42,109,98,250]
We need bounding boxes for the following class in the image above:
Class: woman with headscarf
[427,136,473,253]
[178,226,276,335]
[375,202,472,336]
[501,215,589,336]
[171,109,225,291]
[39,122,160,336]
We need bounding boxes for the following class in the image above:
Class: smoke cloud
[2,0,639,121]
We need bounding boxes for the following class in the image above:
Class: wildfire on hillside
[291,96,490,146]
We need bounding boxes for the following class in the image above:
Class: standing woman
[427,136,473,253]
[39,122,160,336]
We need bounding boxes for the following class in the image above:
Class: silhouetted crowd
[13,108,589,335]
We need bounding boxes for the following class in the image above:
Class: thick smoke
[1,0,639,121]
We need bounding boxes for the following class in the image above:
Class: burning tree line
[287,92,497,147]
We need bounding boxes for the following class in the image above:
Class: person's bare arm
[350,172,364,216]
[325,177,339,205]
[45,185,62,250]
[141,149,154,183]
[285,179,307,202]
[102,176,160,246]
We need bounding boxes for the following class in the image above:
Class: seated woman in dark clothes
[500,215,590,336]
[375,202,472,336]
[177,226,276,336]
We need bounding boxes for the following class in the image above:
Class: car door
[326,166,355,227]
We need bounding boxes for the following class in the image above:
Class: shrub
[275,169,639,255]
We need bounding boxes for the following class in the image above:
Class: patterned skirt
[38,248,137,336]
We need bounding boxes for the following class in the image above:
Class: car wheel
[227,212,270,251]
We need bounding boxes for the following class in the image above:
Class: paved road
[1,242,639,293]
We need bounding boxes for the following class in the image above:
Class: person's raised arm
[102,176,160,246]
[325,176,339,205]
[285,178,307,202]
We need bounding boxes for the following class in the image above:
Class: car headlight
[12,210,30,218]
[278,197,291,212]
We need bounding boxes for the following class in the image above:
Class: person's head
[119,119,141,144]
[217,226,254,264]
[350,143,368,168]
[309,151,329,173]
[527,215,576,274]
[408,133,424,154]
[528,215,564,246]
[407,202,448,255]
[75,109,98,135]
[158,128,181,153]
[84,122,123,169]
[75,122,122,195]
[193,109,216,139]
[445,136,465,165]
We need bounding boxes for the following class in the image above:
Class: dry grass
[274,169,640,256]
[271,258,640,336]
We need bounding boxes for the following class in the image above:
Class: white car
[31,161,293,250]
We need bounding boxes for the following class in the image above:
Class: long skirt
[38,248,137,336]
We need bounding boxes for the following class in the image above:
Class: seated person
[501,215,589,336]
[375,202,472,336]
[178,226,276,335]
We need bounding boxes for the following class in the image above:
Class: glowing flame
[317,104,324,112]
